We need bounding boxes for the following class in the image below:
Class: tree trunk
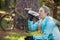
[16,0,40,32]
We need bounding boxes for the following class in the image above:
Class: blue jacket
[28,16,60,40]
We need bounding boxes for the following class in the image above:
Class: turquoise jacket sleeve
[28,20,39,31]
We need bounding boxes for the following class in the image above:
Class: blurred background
[0,0,60,40]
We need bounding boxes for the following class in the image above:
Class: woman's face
[38,7,47,19]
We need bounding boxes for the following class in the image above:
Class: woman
[28,6,60,40]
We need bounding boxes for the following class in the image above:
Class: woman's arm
[28,20,39,31]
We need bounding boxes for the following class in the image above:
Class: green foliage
[58,27,60,30]
[0,0,16,11]
[5,33,25,40]
[10,0,16,7]
[39,0,44,7]
[5,31,41,40]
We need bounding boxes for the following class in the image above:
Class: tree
[15,0,40,31]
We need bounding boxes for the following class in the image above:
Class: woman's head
[38,6,50,19]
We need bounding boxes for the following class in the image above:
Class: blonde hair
[41,6,51,16]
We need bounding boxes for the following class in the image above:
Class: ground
[0,28,27,40]
[0,28,40,40]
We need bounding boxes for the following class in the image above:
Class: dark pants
[25,36,34,40]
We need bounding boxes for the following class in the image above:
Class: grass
[5,33,25,40]
[4,31,42,40]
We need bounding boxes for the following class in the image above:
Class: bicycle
[0,6,27,31]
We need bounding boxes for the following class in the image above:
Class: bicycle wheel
[0,14,14,31]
